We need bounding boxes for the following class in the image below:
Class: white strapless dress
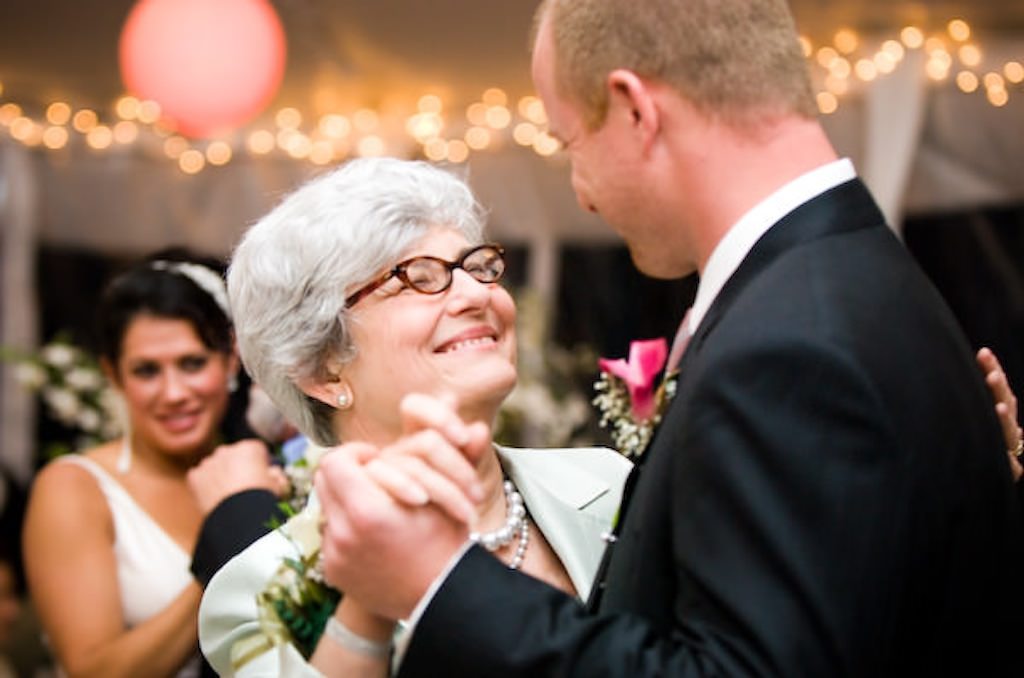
[58,455,202,677]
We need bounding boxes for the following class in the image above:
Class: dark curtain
[904,203,1024,400]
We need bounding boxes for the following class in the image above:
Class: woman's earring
[227,373,239,393]
[336,388,353,410]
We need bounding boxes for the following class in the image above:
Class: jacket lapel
[689,178,886,354]
[497,446,618,601]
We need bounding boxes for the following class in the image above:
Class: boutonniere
[593,338,678,458]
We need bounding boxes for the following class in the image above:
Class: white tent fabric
[0,143,40,483]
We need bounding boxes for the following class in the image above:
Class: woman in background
[23,252,279,677]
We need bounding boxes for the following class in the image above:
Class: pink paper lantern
[119,0,286,138]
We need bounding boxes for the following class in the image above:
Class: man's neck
[670,114,839,276]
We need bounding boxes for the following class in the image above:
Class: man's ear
[607,68,660,149]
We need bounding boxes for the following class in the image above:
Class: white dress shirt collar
[687,158,857,334]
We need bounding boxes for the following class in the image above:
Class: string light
[42,126,68,150]
[834,28,859,55]
[85,125,113,150]
[881,40,905,61]
[481,88,507,107]
[466,102,489,126]
[423,138,448,162]
[446,139,469,163]
[532,132,560,157]
[464,126,491,150]
[46,102,72,125]
[855,58,879,81]
[957,71,980,93]
[72,109,98,133]
[137,100,161,124]
[113,120,138,144]
[816,91,839,114]
[484,105,511,129]
[319,114,351,139]
[10,117,37,142]
[513,122,539,146]
[275,107,302,129]
[901,26,925,49]
[947,19,971,43]
[247,129,275,154]
[163,135,189,159]
[959,44,983,67]
[179,149,205,174]
[115,96,140,120]
[0,16,1017,175]
[1006,61,1024,84]
[206,141,232,165]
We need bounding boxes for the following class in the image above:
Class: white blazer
[198,445,631,677]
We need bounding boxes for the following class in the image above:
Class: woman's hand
[977,347,1022,481]
[187,439,289,514]
[339,394,488,524]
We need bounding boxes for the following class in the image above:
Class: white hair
[227,158,486,446]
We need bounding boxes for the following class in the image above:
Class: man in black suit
[315,0,1024,674]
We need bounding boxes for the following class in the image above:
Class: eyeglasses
[345,243,506,308]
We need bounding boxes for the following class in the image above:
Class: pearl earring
[336,390,353,409]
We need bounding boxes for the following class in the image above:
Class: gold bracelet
[1013,438,1023,459]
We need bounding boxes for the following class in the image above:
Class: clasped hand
[314,393,490,621]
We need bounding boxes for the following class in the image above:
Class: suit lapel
[690,178,885,354]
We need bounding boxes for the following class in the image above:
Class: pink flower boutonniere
[593,338,679,458]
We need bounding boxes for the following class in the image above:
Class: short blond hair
[535,0,817,129]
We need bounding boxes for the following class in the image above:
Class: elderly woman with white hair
[198,157,632,677]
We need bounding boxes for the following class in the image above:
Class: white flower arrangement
[2,337,122,458]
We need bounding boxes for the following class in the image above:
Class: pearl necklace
[469,479,530,570]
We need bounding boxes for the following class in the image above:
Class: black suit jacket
[400,180,1024,676]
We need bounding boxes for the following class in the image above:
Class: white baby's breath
[593,370,678,459]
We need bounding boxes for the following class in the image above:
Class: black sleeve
[190,489,284,586]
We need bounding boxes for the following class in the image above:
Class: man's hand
[187,439,289,514]
[315,445,469,620]
[365,394,488,523]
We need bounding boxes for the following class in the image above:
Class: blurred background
[0,7,1022,653]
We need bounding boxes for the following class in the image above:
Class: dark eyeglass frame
[345,243,506,308]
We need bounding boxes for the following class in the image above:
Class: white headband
[150,260,231,319]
